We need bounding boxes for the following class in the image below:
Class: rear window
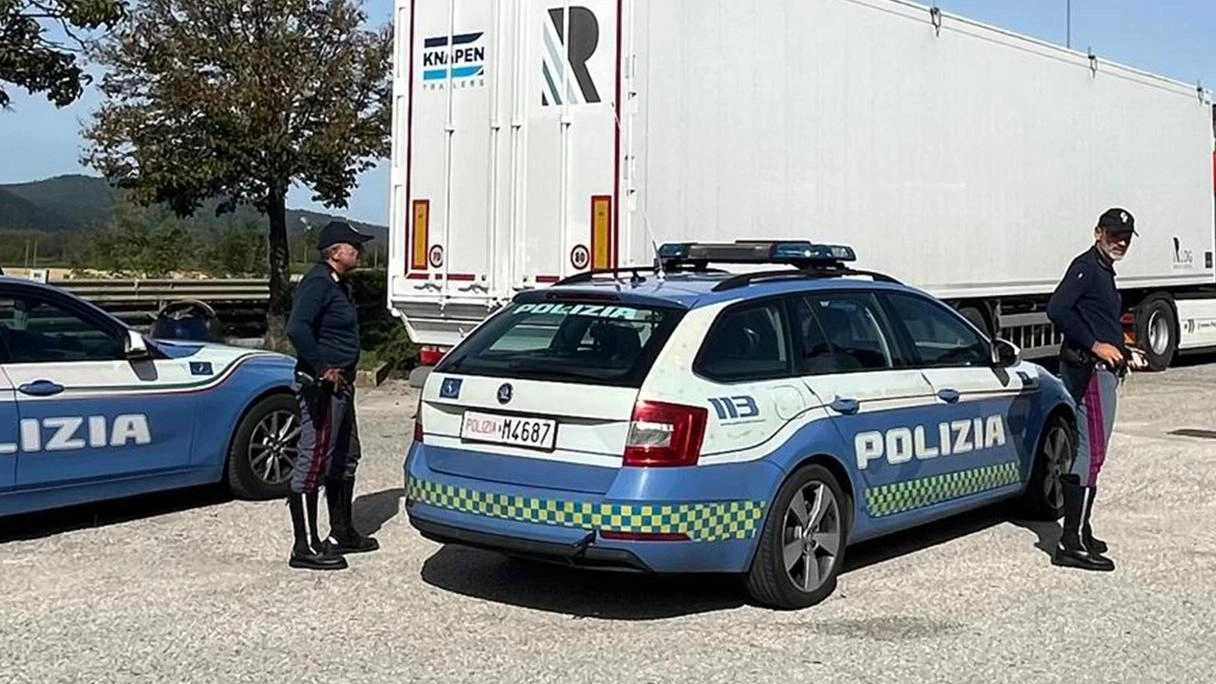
[435,300,685,387]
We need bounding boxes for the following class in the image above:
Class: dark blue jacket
[1046,246,1125,355]
[285,262,361,378]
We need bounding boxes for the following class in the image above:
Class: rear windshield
[436,300,685,387]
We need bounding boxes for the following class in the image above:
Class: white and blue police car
[0,276,300,518]
[404,241,1076,609]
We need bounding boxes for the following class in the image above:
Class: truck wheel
[745,464,848,610]
[226,394,299,500]
[958,305,991,338]
[1135,295,1177,371]
[1020,415,1072,521]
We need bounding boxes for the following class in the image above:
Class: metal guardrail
[50,278,270,304]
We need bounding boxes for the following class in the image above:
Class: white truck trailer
[386,0,1216,379]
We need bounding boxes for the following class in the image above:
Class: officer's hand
[322,368,345,385]
[1091,341,1125,368]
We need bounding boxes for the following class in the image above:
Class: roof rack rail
[710,267,901,292]
[551,263,727,287]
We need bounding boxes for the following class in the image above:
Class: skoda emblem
[496,383,513,405]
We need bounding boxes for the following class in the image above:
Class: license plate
[460,411,557,450]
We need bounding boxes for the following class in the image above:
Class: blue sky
[1,0,1213,227]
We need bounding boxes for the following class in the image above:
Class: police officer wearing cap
[1046,207,1148,573]
[283,220,379,570]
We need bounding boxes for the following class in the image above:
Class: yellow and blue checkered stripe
[406,476,767,543]
[864,461,1021,518]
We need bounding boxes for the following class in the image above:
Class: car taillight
[419,345,448,367]
[622,400,707,467]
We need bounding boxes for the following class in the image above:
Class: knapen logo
[422,32,486,90]
[542,6,601,106]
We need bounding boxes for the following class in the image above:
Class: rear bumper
[411,516,653,572]
[403,443,784,574]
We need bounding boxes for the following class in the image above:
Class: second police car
[404,242,1077,609]
[0,276,300,518]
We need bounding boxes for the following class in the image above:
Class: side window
[696,301,790,382]
[0,294,125,364]
[881,292,990,368]
[793,293,899,373]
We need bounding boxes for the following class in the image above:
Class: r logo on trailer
[542,6,601,106]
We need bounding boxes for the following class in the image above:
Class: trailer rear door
[390,0,624,349]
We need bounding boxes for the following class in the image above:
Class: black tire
[745,464,849,610]
[1020,414,1073,521]
[226,393,300,500]
[1134,294,1177,371]
[958,305,991,338]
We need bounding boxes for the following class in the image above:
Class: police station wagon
[0,277,300,518]
[404,241,1076,609]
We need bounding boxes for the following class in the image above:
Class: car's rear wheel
[745,464,848,610]
[1021,415,1073,520]
[227,394,300,500]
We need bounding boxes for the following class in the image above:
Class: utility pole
[1066,0,1072,48]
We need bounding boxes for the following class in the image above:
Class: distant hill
[0,175,387,240]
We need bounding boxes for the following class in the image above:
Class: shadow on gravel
[419,500,1065,618]
[1006,518,1063,558]
[420,545,745,620]
[841,504,1009,574]
[0,485,231,543]
[353,488,403,535]
[844,501,1066,571]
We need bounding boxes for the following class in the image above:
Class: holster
[1057,344,1097,403]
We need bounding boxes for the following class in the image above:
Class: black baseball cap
[317,220,374,250]
[1097,207,1137,235]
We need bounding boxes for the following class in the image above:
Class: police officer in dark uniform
[1046,207,1147,573]
[283,221,380,570]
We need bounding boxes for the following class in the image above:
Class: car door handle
[829,397,860,415]
[937,388,961,404]
[18,380,64,397]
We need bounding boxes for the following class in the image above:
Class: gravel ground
[2,361,1215,684]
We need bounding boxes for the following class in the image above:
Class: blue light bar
[656,240,857,266]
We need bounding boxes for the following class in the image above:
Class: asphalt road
[1,360,1215,683]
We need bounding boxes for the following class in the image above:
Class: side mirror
[124,329,151,360]
[991,338,1020,367]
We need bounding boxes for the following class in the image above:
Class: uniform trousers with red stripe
[291,376,361,494]
[1060,362,1119,487]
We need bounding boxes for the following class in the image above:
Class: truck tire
[1134,294,1177,371]
[958,305,992,338]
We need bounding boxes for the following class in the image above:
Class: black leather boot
[289,492,348,570]
[1081,484,1108,554]
[1053,476,1114,572]
[324,478,380,554]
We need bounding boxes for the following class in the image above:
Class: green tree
[81,0,392,344]
[206,222,269,277]
[0,0,126,109]
[89,202,198,276]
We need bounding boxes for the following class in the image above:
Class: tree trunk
[264,186,292,350]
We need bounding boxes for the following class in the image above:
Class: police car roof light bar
[657,240,857,269]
